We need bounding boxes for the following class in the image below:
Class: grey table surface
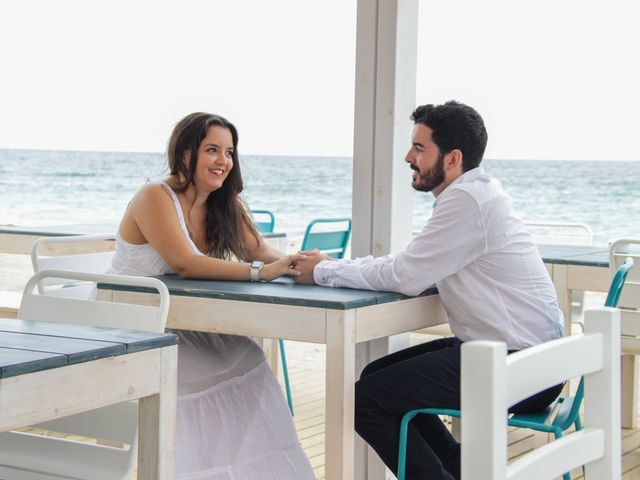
[0,317,177,379]
[99,276,439,310]
[538,244,609,267]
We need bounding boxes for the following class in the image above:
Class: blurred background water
[1,148,638,245]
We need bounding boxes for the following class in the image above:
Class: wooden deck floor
[283,333,640,480]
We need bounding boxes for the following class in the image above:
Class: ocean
[1,148,638,245]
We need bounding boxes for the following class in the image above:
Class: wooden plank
[324,309,356,480]
[0,331,125,368]
[0,318,178,353]
[0,349,164,432]
[112,290,327,343]
[0,347,67,377]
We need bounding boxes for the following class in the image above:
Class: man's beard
[412,151,445,192]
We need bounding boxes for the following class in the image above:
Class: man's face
[405,124,445,194]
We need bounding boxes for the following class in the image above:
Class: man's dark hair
[410,101,488,172]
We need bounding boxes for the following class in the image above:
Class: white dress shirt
[314,167,563,350]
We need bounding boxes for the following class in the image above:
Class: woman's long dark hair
[167,112,260,260]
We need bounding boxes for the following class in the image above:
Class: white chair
[461,307,620,480]
[0,269,170,480]
[609,238,640,428]
[30,233,115,297]
[523,221,593,246]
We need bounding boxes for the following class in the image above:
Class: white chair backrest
[1,269,170,480]
[19,269,169,333]
[31,233,116,295]
[524,221,593,245]
[461,307,620,480]
[610,239,640,342]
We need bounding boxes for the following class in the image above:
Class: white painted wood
[31,234,116,294]
[113,290,327,343]
[506,333,603,407]
[525,221,592,246]
[461,341,507,479]
[0,232,115,255]
[138,345,178,480]
[610,239,640,429]
[461,307,621,480]
[352,1,418,476]
[508,429,604,480]
[324,309,356,480]
[20,270,169,333]
[551,263,573,336]
[352,0,417,259]
[583,308,621,479]
[354,294,447,342]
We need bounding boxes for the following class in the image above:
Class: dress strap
[160,183,203,256]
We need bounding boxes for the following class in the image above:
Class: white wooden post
[352,1,418,478]
[461,341,507,480]
[583,307,621,479]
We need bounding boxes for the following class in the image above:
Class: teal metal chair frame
[252,209,275,233]
[279,217,352,415]
[396,257,635,480]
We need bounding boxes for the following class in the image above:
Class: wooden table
[98,277,447,480]
[0,224,287,254]
[538,244,610,333]
[0,317,179,479]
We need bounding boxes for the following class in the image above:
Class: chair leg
[278,339,294,415]
[397,411,418,480]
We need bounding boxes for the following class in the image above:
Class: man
[295,101,564,479]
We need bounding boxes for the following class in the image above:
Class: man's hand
[294,250,334,284]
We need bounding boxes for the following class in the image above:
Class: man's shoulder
[450,173,506,207]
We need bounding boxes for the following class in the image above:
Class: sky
[0,0,638,160]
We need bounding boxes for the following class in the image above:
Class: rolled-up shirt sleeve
[313,189,487,296]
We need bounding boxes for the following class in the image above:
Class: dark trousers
[354,337,563,480]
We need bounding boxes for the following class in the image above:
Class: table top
[0,224,285,239]
[0,317,177,379]
[99,276,438,310]
[537,244,609,267]
[0,224,117,237]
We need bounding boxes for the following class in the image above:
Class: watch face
[251,260,264,269]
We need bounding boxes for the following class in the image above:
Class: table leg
[325,309,356,479]
[138,345,178,479]
[621,354,638,429]
[552,264,573,336]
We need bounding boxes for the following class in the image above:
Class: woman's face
[187,125,235,193]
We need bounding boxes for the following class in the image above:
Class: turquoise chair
[396,257,635,480]
[252,209,275,233]
[279,217,352,415]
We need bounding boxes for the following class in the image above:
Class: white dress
[108,184,315,480]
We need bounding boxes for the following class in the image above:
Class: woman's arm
[123,184,301,281]
[242,219,284,263]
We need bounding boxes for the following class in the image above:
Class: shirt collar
[432,166,485,207]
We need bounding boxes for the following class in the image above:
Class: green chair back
[300,218,351,259]
[252,209,275,233]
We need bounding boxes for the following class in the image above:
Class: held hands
[294,250,334,284]
[260,253,307,281]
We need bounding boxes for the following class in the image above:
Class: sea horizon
[1,148,639,245]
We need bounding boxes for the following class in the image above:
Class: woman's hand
[259,253,306,281]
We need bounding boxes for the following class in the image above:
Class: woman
[109,112,315,479]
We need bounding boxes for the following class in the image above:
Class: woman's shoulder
[131,181,174,207]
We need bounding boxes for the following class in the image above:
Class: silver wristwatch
[250,260,264,282]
